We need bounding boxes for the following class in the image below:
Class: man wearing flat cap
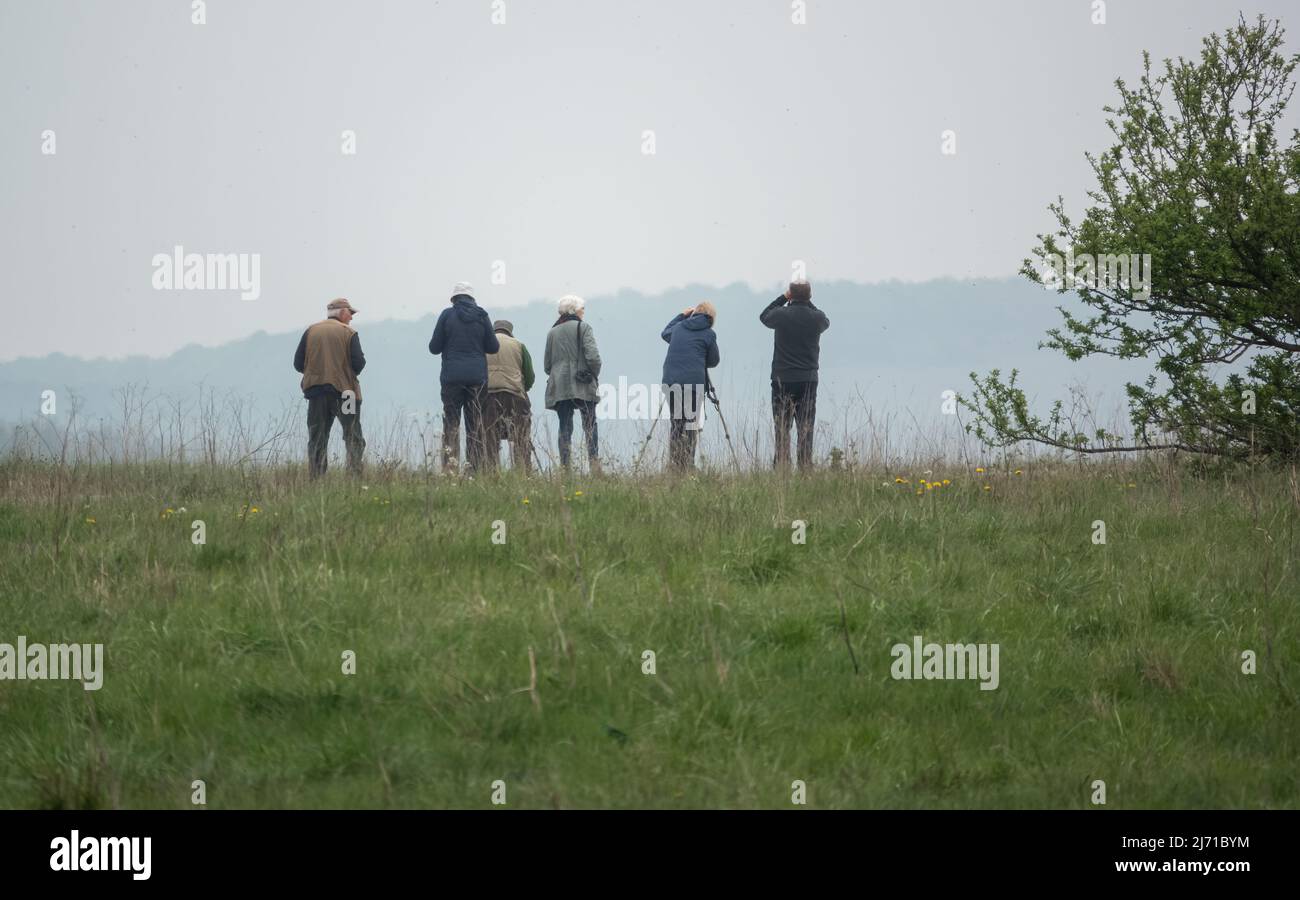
[482,319,535,473]
[293,297,367,478]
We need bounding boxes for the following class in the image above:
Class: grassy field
[0,459,1297,809]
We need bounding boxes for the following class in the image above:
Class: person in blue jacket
[660,301,719,471]
[429,281,499,473]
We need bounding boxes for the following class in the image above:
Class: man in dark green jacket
[482,320,536,473]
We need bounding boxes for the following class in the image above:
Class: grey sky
[1,0,1294,361]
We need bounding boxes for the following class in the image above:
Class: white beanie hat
[452,281,475,300]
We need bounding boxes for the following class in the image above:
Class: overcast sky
[1,0,1295,361]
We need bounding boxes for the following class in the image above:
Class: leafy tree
[963,16,1299,460]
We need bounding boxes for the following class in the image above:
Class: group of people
[292,279,830,477]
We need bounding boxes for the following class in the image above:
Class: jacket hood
[452,295,485,323]
[682,313,713,331]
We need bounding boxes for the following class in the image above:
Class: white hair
[327,307,343,319]
[557,294,585,316]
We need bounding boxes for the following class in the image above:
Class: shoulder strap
[573,320,588,369]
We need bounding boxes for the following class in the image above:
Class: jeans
[772,378,817,470]
[441,383,488,473]
[307,393,365,478]
[554,398,598,467]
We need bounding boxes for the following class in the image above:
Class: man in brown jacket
[482,320,535,473]
[293,298,367,477]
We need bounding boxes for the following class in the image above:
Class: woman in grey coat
[544,294,602,473]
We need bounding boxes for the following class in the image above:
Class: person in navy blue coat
[429,281,499,473]
[660,301,720,471]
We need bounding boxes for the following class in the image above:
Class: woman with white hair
[544,294,602,473]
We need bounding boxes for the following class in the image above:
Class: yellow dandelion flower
[982,485,991,492]
[975,467,985,474]
[894,477,906,484]
[942,479,951,486]
[522,497,530,505]
[1014,469,1023,476]
[574,490,583,497]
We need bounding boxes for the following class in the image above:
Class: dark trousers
[307,393,365,478]
[441,383,488,473]
[666,383,703,471]
[554,399,598,467]
[772,379,817,470]
[482,391,533,473]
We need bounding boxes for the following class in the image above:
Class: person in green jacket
[482,320,536,473]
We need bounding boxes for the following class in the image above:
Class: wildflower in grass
[942,479,951,486]
[982,485,991,492]
[574,490,584,497]
[84,517,96,524]
[894,477,908,484]
[522,497,530,505]
[1014,469,1023,476]
[975,467,985,474]
[1127,482,1136,488]
[160,507,175,519]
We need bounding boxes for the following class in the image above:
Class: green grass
[0,461,1297,808]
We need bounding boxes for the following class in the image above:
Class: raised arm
[759,296,787,328]
[661,314,685,343]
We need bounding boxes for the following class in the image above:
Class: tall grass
[1,443,1296,808]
